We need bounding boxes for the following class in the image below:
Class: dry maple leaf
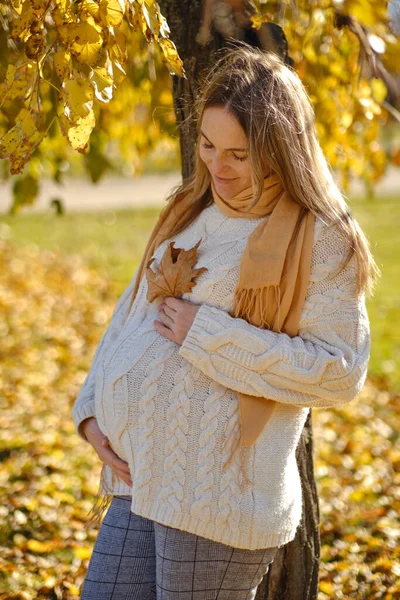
[145,238,208,302]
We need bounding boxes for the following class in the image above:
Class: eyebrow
[200,130,248,152]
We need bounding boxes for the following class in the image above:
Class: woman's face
[199,106,254,199]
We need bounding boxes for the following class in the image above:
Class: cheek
[236,160,252,178]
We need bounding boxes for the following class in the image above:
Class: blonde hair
[163,42,380,298]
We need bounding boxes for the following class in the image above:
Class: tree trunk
[158,2,321,597]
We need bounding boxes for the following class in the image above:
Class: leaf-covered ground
[0,200,399,599]
[0,238,117,599]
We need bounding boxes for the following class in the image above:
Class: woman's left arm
[177,221,371,409]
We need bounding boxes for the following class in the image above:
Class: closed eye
[201,142,248,162]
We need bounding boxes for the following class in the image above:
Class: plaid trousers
[80,495,280,600]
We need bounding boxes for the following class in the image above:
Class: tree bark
[158,2,321,597]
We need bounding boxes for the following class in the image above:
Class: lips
[214,175,237,183]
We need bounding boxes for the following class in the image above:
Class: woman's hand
[81,417,133,487]
[154,296,200,345]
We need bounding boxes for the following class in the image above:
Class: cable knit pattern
[72,201,370,550]
[134,344,176,506]
[158,361,200,512]
[190,379,225,524]
[215,399,242,536]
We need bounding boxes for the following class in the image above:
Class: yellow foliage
[0,0,184,178]
[0,0,396,194]
[10,0,36,40]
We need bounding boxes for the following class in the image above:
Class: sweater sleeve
[72,267,139,441]
[178,219,371,409]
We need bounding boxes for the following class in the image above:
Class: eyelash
[201,142,248,162]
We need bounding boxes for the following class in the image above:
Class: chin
[215,183,242,200]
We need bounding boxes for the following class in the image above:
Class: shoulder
[310,212,357,288]
[313,212,353,258]
[313,212,348,244]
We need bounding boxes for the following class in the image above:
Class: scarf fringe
[84,463,116,530]
[217,285,284,489]
[232,284,282,332]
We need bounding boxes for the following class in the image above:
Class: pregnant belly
[100,335,178,457]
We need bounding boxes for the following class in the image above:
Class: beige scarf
[85,173,315,527]
[209,174,315,484]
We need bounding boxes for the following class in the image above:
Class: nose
[209,153,230,176]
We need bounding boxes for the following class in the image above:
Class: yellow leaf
[11,0,35,40]
[52,3,74,29]
[73,546,92,560]
[90,66,114,102]
[320,581,334,595]
[5,64,18,88]
[371,78,387,104]
[81,0,101,20]
[100,0,124,27]
[108,30,127,84]
[67,110,96,151]
[0,109,36,158]
[62,77,94,118]
[9,128,46,174]
[10,0,24,15]
[63,581,81,595]
[27,539,57,553]
[61,17,103,67]
[53,50,72,79]
[158,38,185,77]
[0,63,36,104]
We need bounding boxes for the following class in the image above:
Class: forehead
[200,106,247,146]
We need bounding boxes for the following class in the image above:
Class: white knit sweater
[72,200,370,550]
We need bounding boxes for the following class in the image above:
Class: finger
[160,302,176,318]
[159,306,174,325]
[154,320,175,342]
[110,453,132,474]
[162,296,180,311]
[111,465,133,485]
[99,446,131,473]
[112,468,133,485]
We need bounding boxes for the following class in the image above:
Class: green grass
[348,195,400,392]
[0,207,161,292]
[1,196,399,392]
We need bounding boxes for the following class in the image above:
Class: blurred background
[0,1,399,599]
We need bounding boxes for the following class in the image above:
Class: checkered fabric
[80,495,279,600]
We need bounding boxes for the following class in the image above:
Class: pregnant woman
[72,43,377,599]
